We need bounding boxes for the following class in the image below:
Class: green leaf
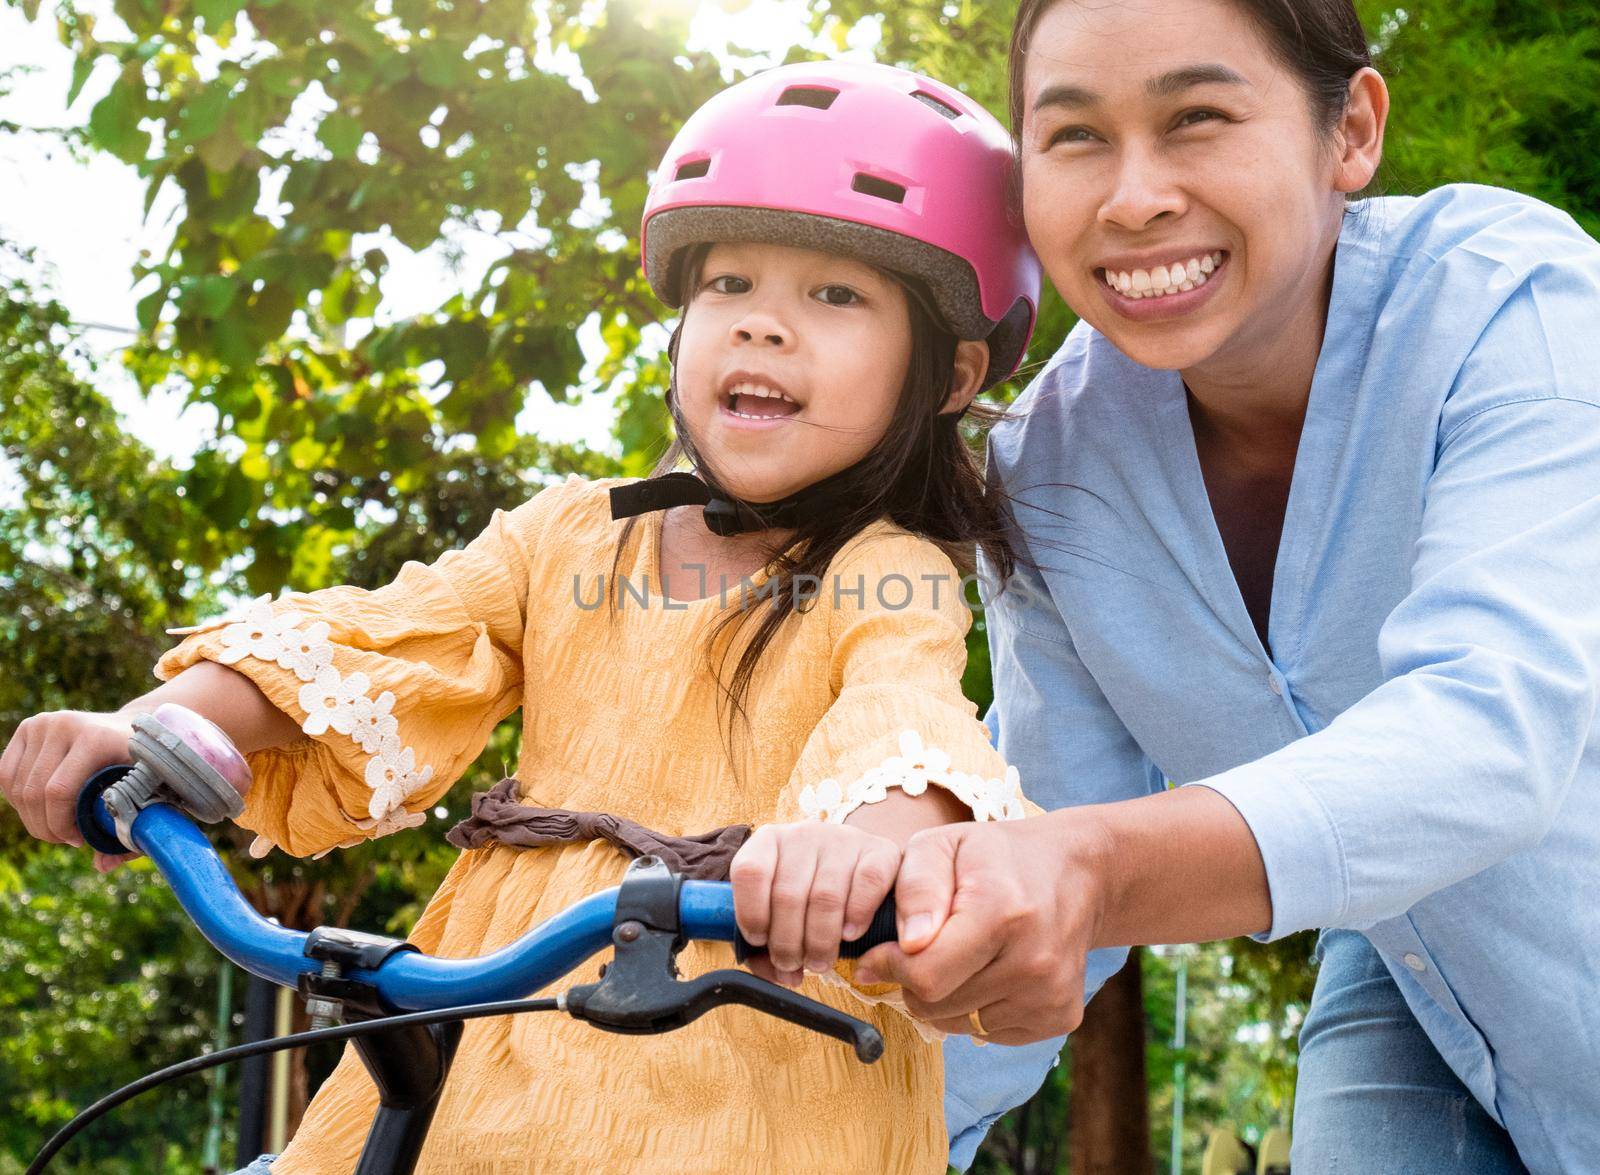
[477,418,516,459]
[288,434,326,470]
[66,53,96,108]
[210,313,259,369]
[194,0,247,30]
[87,87,147,164]
[192,274,235,319]
[255,58,303,98]
[250,283,297,341]
[238,447,270,483]
[216,462,255,524]
[415,41,468,88]
[180,83,233,144]
[318,111,364,160]
[142,163,171,217]
[135,285,168,332]
[435,319,489,382]
[196,125,248,173]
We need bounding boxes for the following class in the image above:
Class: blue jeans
[1292,930,1529,1173]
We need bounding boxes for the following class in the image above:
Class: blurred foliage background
[2,0,1596,1170]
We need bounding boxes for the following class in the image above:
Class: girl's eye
[1174,109,1225,129]
[816,284,862,306]
[706,275,751,295]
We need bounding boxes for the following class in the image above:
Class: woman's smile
[1095,250,1231,321]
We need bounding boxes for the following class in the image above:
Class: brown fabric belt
[444,777,753,882]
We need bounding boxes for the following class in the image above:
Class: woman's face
[673,241,914,503]
[1018,0,1350,372]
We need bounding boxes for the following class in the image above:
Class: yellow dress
[157,476,1029,1175]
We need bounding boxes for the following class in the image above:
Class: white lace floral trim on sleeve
[796,730,1026,826]
[169,594,435,853]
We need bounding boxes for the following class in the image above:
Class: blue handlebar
[83,796,740,1013]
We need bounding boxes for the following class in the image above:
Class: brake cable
[26,996,561,1175]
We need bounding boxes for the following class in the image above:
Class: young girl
[2,61,1039,1172]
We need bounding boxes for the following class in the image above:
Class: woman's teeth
[1102,251,1225,299]
[725,383,799,419]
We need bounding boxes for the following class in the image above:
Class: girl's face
[1018,0,1356,373]
[674,242,915,503]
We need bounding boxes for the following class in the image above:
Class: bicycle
[32,704,898,1174]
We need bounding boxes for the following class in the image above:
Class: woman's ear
[940,339,990,415]
[1332,67,1389,194]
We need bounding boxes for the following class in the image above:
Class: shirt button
[1403,953,1427,973]
[1268,674,1282,695]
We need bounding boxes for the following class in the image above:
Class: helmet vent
[776,86,839,110]
[912,91,961,120]
[851,173,907,204]
[674,158,711,181]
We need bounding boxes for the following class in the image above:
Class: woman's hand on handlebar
[729,821,901,988]
[0,710,140,872]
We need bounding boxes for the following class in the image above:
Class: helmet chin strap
[609,462,867,538]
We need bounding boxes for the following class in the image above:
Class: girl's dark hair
[614,244,1017,745]
[1008,0,1371,138]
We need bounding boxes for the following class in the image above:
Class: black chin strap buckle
[701,498,751,537]
[609,472,768,538]
[608,472,711,520]
[611,463,865,539]
[561,857,884,1063]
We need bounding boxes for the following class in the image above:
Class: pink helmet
[642,60,1040,389]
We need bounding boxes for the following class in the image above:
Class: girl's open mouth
[724,384,802,422]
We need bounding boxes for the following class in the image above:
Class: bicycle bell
[78,703,253,854]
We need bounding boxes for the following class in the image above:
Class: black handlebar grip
[76,765,136,856]
[733,895,898,964]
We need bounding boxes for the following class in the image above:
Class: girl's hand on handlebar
[730,821,901,988]
[0,711,140,872]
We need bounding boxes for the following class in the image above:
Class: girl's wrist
[115,663,225,722]
[115,662,302,755]
[842,783,970,849]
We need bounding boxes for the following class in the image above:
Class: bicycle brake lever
[561,857,884,1063]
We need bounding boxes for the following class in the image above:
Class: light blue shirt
[943,184,1600,1174]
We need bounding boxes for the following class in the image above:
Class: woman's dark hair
[614,243,1017,746]
[1008,0,1371,138]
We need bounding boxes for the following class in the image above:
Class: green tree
[1370,0,1600,237]
[2,0,716,1149]
[0,852,221,1174]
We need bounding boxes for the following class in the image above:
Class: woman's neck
[1181,225,1340,476]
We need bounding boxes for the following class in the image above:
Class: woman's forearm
[117,661,303,755]
[1078,785,1273,947]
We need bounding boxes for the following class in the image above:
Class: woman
[860,1,1600,1172]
